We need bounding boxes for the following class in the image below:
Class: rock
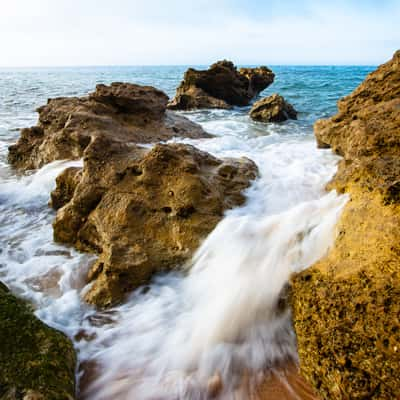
[250,94,297,122]
[314,51,400,158]
[50,167,82,210]
[238,66,276,99]
[52,138,258,307]
[291,50,400,399]
[0,281,76,399]
[167,60,274,110]
[207,373,223,398]
[8,82,210,170]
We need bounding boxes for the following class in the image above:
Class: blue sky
[0,0,399,66]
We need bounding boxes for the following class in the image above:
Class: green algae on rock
[0,282,76,400]
[291,50,400,399]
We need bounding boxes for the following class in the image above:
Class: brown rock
[207,373,223,398]
[52,138,257,307]
[239,66,276,99]
[8,82,210,170]
[291,50,400,399]
[250,94,297,122]
[168,60,274,110]
[50,167,82,210]
[314,50,400,158]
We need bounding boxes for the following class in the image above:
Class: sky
[0,0,399,66]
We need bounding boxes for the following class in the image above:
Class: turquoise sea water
[0,65,374,399]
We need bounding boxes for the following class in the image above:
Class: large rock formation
[0,282,76,399]
[291,50,400,399]
[167,60,275,110]
[52,137,257,307]
[8,82,210,170]
[250,94,297,122]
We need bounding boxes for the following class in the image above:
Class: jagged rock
[315,51,400,158]
[8,82,210,170]
[238,67,276,99]
[50,167,82,210]
[167,60,274,110]
[0,282,76,399]
[291,50,400,399]
[52,138,258,307]
[250,94,297,122]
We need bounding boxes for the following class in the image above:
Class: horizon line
[0,63,379,69]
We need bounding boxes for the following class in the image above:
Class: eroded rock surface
[250,94,297,122]
[52,138,258,307]
[168,60,274,110]
[0,282,76,399]
[8,82,210,170]
[291,50,400,399]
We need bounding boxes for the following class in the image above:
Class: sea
[0,65,374,399]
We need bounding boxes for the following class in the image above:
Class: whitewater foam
[0,69,364,400]
[0,131,347,399]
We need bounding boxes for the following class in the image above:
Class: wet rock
[50,167,82,210]
[0,281,76,399]
[52,138,258,307]
[250,94,297,122]
[168,60,274,110]
[207,373,223,398]
[8,82,210,170]
[291,50,400,399]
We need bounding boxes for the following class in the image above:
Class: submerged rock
[0,281,76,399]
[52,138,258,307]
[8,82,210,170]
[167,60,274,110]
[249,94,297,122]
[291,50,400,399]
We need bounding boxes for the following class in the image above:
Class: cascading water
[0,65,371,399]
[78,136,347,399]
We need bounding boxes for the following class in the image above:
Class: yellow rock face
[52,137,257,308]
[291,50,400,399]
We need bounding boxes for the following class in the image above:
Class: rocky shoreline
[2,54,399,399]
[4,63,268,398]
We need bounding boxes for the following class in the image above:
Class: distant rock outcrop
[52,138,258,307]
[167,60,275,110]
[0,281,76,399]
[291,50,400,399]
[249,94,297,122]
[8,82,210,170]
